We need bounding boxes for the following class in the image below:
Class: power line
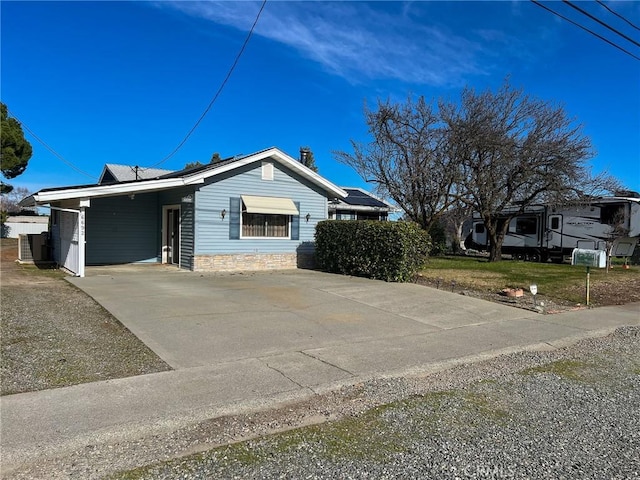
[5,1,267,181]
[530,0,640,61]
[563,0,640,48]
[596,0,640,32]
[6,109,97,181]
[149,0,267,168]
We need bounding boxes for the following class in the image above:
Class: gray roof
[23,147,348,207]
[99,164,175,184]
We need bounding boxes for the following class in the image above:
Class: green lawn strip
[520,351,639,385]
[18,262,68,279]
[419,256,639,304]
[520,359,594,382]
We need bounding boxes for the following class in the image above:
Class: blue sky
[2,1,639,197]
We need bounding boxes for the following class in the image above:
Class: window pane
[242,213,263,237]
[242,212,289,237]
[516,217,537,235]
[266,215,287,237]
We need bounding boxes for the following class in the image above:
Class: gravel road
[6,326,638,480]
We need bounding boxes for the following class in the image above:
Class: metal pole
[586,266,590,306]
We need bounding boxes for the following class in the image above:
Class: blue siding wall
[180,201,194,270]
[194,162,328,255]
[86,193,159,264]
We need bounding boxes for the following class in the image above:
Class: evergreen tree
[300,146,318,172]
[1,103,33,193]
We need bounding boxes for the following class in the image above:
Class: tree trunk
[486,220,507,262]
[488,243,502,262]
[455,221,465,252]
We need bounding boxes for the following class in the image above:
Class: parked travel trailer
[465,196,640,262]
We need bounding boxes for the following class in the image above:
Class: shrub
[315,220,431,282]
[428,221,447,256]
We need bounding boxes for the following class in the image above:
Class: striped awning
[241,195,299,215]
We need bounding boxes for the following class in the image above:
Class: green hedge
[315,221,431,282]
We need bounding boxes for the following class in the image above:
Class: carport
[20,181,188,276]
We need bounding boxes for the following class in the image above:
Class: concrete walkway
[1,268,638,473]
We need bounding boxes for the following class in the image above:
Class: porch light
[305,213,311,222]
[221,208,226,220]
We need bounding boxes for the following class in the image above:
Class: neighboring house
[98,164,175,184]
[1,215,49,238]
[20,147,347,277]
[328,188,395,221]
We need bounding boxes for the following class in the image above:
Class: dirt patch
[0,239,171,396]
[415,271,640,313]
[564,275,640,306]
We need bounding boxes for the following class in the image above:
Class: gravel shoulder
[0,239,170,396]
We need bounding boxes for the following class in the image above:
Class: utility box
[18,233,50,263]
[571,248,606,268]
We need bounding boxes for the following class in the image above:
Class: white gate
[52,205,86,277]
[59,210,80,275]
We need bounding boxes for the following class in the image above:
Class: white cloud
[156,1,534,87]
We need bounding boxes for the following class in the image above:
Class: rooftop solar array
[341,188,389,208]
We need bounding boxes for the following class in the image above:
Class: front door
[163,206,180,265]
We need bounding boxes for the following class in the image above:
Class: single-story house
[1,215,50,238]
[20,147,347,277]
[328,188,395,221]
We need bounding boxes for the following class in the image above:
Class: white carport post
[77,198,90,278]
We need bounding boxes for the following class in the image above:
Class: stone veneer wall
[194,253,316,272]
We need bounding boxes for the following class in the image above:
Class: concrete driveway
[71,267,562,375]
[5,267,638,473]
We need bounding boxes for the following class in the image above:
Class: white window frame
[161,204,181,264]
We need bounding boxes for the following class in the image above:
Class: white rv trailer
[466,196,640,262]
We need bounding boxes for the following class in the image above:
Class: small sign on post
[529,284,538,307]
[571,248,606,306]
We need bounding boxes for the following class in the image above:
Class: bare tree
[440,80,594,261]
[333,96,458,230]
[1,186,33,214]
[603,206,630,272]
[441,199,474,253]
[1,186,35,225]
